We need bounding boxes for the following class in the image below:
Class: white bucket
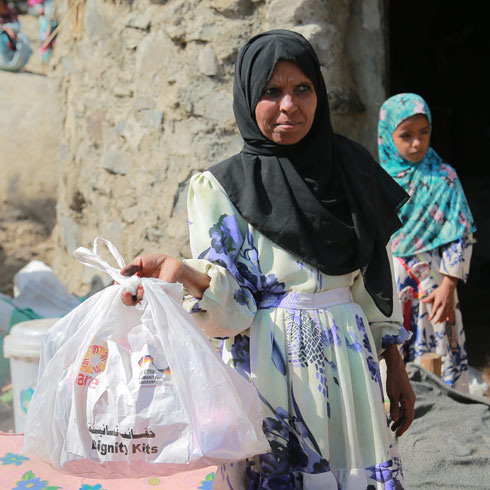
[3,318,60,433]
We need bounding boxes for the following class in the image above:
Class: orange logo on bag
[81,344,108,374]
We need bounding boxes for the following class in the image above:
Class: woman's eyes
[264,87,281,96]
[262,84,312,97]
[296,84,312,93]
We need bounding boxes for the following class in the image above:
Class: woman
[378,93,476,392]
[123,30,415,489]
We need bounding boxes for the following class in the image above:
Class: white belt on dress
[257,287,353,310]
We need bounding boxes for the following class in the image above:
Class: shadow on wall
[10,196,57,233]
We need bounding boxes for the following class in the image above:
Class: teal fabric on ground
[8,307,39,327]
[1,295,41,328]
[0,31,32,72]
[0,298,40,387]
[0,337,10,387]
[378,93,475,257]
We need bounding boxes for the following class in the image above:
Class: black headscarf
[209,30,408,316]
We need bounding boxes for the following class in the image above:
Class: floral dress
[183,171,410,490]
[393,235,473,392]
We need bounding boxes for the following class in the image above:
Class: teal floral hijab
[378,93,475,257]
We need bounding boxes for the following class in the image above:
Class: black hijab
[209,30,408,316]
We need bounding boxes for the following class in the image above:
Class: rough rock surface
[48,0,386,294]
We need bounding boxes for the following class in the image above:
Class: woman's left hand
[382,344,416,437]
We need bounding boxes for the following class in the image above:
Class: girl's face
[255,61,317,145]
[392,114,430,163]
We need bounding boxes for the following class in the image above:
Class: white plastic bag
[23,238,269,478]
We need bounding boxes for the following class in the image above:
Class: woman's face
[255,61,317,145]
[392,114,430,163]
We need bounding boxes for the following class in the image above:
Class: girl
[378,93,476,392]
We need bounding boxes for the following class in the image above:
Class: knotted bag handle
[73,237,141,295]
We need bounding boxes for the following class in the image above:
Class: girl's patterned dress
[183,171,409,490]
[393,235,473,392]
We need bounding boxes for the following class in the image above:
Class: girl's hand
[421,275,458,324]
[120,254,210,305]
[382,344,416,437]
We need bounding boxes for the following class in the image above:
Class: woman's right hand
[120,254,210,305]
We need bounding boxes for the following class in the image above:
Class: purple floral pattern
[186,172,408,489]
[247,387,330,488]
[356,315,383,389]
[366,452,404,490]
[197,214,286,311]
[286,310,329,397]
[230,333,251,380]
[381,329,411,350]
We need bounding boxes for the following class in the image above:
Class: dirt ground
[0,14,58,296]
[0,206,55,296]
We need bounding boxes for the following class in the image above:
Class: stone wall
[50,0,386,293]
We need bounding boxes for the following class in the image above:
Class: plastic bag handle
[73,237,141,295]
